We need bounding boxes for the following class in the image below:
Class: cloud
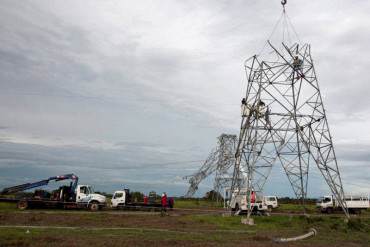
[0,0,369,196]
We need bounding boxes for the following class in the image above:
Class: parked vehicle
[111,189,173,210]
[316,195,369,214]
[0,174,106,211]
[264,196,278,211]
[229,189,268,214]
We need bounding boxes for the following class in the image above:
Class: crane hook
[281,0,287,12]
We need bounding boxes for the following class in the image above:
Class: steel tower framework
[184,134,237,198]
[231,41,349,218]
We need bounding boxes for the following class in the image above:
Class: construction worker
[255,100,266,118]
[168,197,174,209]
[161,192,168,215]
[241,98,250,117]
[161,192,167,208]
[143,195,148,205]
[293,56,303,70]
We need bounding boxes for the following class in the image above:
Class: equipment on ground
[0,174,106,211]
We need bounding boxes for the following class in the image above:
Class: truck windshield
[87,186,93,194]
[114,193,123,199]
[81,186,93,195]
[317,197,331,203]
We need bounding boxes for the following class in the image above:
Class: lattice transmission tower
[231,41,349,218]
[230,2,349,219]
[184,134,237,198]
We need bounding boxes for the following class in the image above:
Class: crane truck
[229,189,268,214]
[0,174,106,211]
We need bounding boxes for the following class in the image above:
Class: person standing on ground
[161,192,167,209]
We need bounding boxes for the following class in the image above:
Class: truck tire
[326,207,333,214]
[268,205,272,212]
[17,200,28,210]
[89,201,99,211]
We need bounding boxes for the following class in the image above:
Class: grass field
[174,198,224,208]
[0,201,369,247]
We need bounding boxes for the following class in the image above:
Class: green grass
[277,203,317,213]
[0,210,369,246]
[0,202,17,211]
[184,214,370,245]
[0,226,255,247]
[174,199,224,209]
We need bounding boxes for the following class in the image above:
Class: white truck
[316,195,369,214]
[0,174,106,211]
[75,184,107,210]
[264,196,278,211]
[111,189,168,210]
[229,189,268,214]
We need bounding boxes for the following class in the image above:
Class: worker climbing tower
[184,134,237,198]
[231,0,349,219]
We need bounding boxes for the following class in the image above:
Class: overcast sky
[0,0,369,197]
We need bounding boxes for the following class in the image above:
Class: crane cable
[257,0,301,56]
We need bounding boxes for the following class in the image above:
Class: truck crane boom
[1,174,78,195]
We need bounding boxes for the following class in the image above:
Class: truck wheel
[267,205,272,212]
[89,202,99,211]
[327,208,333,214]
[17,200,28,210]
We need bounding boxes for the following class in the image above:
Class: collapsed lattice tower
[184,134,237,198]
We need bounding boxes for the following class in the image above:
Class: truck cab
[264,196,278,211]
[111,190,127,208]
[76,185,106,210]
[316,196,334,212]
